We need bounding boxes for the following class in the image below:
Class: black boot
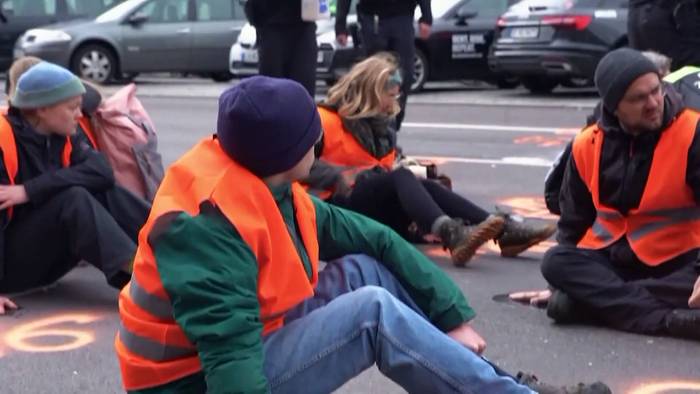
[438,216,505,266]
[664,309,700,341]
[517,373,612,394]
[495,210,557,257]
[546,290,598,325]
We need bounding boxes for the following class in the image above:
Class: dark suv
[0,0,123,70]
[489,0,628,93]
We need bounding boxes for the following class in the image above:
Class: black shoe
[439,216,505,266]
[546,290,597,325]
[664,309,700,341]
[494,209,557,257]
[516,372,612,394]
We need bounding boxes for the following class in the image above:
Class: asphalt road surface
[0,79,698,394]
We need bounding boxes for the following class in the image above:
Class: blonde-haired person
[5,56,43,103]
[305,53,556,266]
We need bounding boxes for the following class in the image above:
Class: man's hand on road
[509,289,552,306]
[447,322,487,355]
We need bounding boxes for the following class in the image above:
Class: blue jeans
[262,254,535,394]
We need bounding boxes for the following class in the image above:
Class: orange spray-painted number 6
[3,314,101,353]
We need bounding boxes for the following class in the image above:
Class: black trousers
[257,22,318,97]
[541,244,699,335]
[628,1,700,70]
[0,185,149,293]
[358,13,415,130]
[333,168,490,238]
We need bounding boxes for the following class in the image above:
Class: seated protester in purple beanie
[538,48,700,341]
[0,62,149,315]
[115,76,610,394]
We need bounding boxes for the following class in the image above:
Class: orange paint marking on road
[513,134,572,147]
[3,313,101,354]
[498,196,559,221]
[627,380,700,394]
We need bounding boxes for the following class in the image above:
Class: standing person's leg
[287,22,318,98]
[257,25,291,79]
[265,289,534,394]
[358,13,389,57]
[541,245,676,334]
[385,15,415,130]
[0,187,136,293]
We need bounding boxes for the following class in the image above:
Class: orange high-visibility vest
[572,109,700,266]
[311,107,396,199]
[115,137,320,391]
[0,115,71,220]
[78,116,98,149]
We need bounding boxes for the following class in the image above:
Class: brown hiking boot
[439,216,505,266]
[516,373,612,394]
[494,210,557,257]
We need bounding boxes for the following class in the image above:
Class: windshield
[95,0,147,22]
[431,0,462,18]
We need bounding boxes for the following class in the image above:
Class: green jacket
[130,183,475,394]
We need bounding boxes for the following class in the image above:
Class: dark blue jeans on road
[262,254,535,394]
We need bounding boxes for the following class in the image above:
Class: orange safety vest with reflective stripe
[572,109,700,266]
[115,137,320,391]
[312,107,396,199]
[0,115,72,220]
[78,116,98,149]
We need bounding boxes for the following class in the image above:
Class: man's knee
[330,254,390,286]
[53,186,97,207]
[541,244,579,285]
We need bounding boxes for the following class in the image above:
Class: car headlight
[19,29,72,47]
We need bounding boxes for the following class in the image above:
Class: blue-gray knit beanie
[11,62,86,109]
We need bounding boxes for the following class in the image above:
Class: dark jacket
[0,108,115,278]
[335,0,432,35]
[245,0,312,27]
[558,92,700,264]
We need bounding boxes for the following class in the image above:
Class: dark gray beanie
[594,48,659,113]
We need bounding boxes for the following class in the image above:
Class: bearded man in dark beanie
[541,48,700,341]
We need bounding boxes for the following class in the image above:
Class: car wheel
[71,44,116,85]
[496,76,520,89]
[211,71,234,82]
[521,77,558,94]
[411,47,428,93]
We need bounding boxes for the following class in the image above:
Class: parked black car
[0,0,124,70]
[489,0,628,94]
[408,0,521,91]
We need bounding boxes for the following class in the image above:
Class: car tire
[496,76,520,89]
[522,77,558,94]
[211,71,234,82]
[71,44,117,85]
[411,47,428,93]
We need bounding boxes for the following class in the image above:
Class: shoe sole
[451,216,506,267]
[500,223,557,258]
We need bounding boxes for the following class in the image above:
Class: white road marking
[402,122,578,135]
[411,155,553,168]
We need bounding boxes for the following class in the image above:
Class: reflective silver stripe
[596,210,621,221]
[590,219,614,242]
[628,207,700,241]
[129,276,174,320]
[119,323,195,362]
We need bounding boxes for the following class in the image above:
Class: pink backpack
[91,84,164,201]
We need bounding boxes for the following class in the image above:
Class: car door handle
[176,27,191,34]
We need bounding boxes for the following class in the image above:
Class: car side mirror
[456,6,478,21]
[127,12,149,25]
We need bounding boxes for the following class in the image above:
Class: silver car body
[15,0,247,83]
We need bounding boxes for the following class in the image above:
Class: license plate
[317,51,324,64]
[510,27,539,39]
[242,49,258,64]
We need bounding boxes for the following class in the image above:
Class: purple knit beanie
[216,76,321,177]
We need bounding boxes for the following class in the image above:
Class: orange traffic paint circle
[3,313,101,353]
[628,381,700,394]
